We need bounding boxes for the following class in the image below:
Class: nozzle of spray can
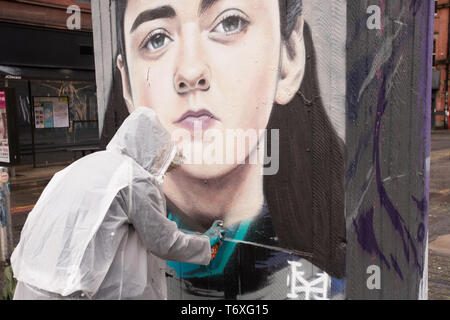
[211,220,224,260]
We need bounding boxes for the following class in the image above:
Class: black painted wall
[0,22,94,71]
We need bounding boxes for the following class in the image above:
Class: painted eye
[212,15,249,35]
[144,31,172,51]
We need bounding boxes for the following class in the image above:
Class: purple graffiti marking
[390,254,404,280]
[417,223,425,243]
[418,0,433,246]
[353,207,390,269]
[409,0,423,17]
[353,0,430,279]
[370,57,422,274]
[411,195,426,219]
[346,132,370,184]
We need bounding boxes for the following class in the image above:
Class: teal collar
[166,212,252,278]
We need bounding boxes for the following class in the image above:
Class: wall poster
[0,90,9,163]
[33,96,69,129]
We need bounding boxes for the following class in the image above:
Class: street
[428,131,450,299]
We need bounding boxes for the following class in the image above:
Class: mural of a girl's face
[118,0,305,179]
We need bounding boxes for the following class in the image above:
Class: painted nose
[174,66,210,94]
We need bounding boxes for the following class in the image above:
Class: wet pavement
[428,130,450,300]
[1,132,450,300]
[0,163,67,299]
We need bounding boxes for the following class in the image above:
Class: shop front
[0,22,98,167]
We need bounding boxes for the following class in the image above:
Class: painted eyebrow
[199,0,221,15]
[130,5,176,33]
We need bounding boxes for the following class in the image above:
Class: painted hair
[104,0,345,278]
[265,23,346,278]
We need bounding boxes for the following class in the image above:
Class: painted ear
[117,54,135,112]
[275,16,306,106]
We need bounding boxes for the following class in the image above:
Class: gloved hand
[204,220,226,260]
[204,220,226,247]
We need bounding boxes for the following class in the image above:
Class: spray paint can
[210,220,224,260]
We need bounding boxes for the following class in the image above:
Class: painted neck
[163,161,265,230]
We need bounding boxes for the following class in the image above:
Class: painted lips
[175,109,219,131]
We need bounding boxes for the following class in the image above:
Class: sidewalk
[428,130,450,300]
[6,162,71,219]
[8,162,71,191]
[1,162,72,299]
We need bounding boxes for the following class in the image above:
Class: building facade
[434,0,450,129]
[0,0,98,167]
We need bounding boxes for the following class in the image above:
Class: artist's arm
[122,177,212,265]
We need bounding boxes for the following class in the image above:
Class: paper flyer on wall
[43,102,54,128]
[0,90,9,163]
[52,97,70,128]
[34,106,44,129]
[34,97,69,129]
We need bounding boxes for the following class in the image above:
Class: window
[433,39,436,66]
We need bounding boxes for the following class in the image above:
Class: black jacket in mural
[165,202,345,300]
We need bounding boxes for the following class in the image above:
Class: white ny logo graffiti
[287,261,330,300]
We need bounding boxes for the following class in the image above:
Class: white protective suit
[11,107,212,300]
